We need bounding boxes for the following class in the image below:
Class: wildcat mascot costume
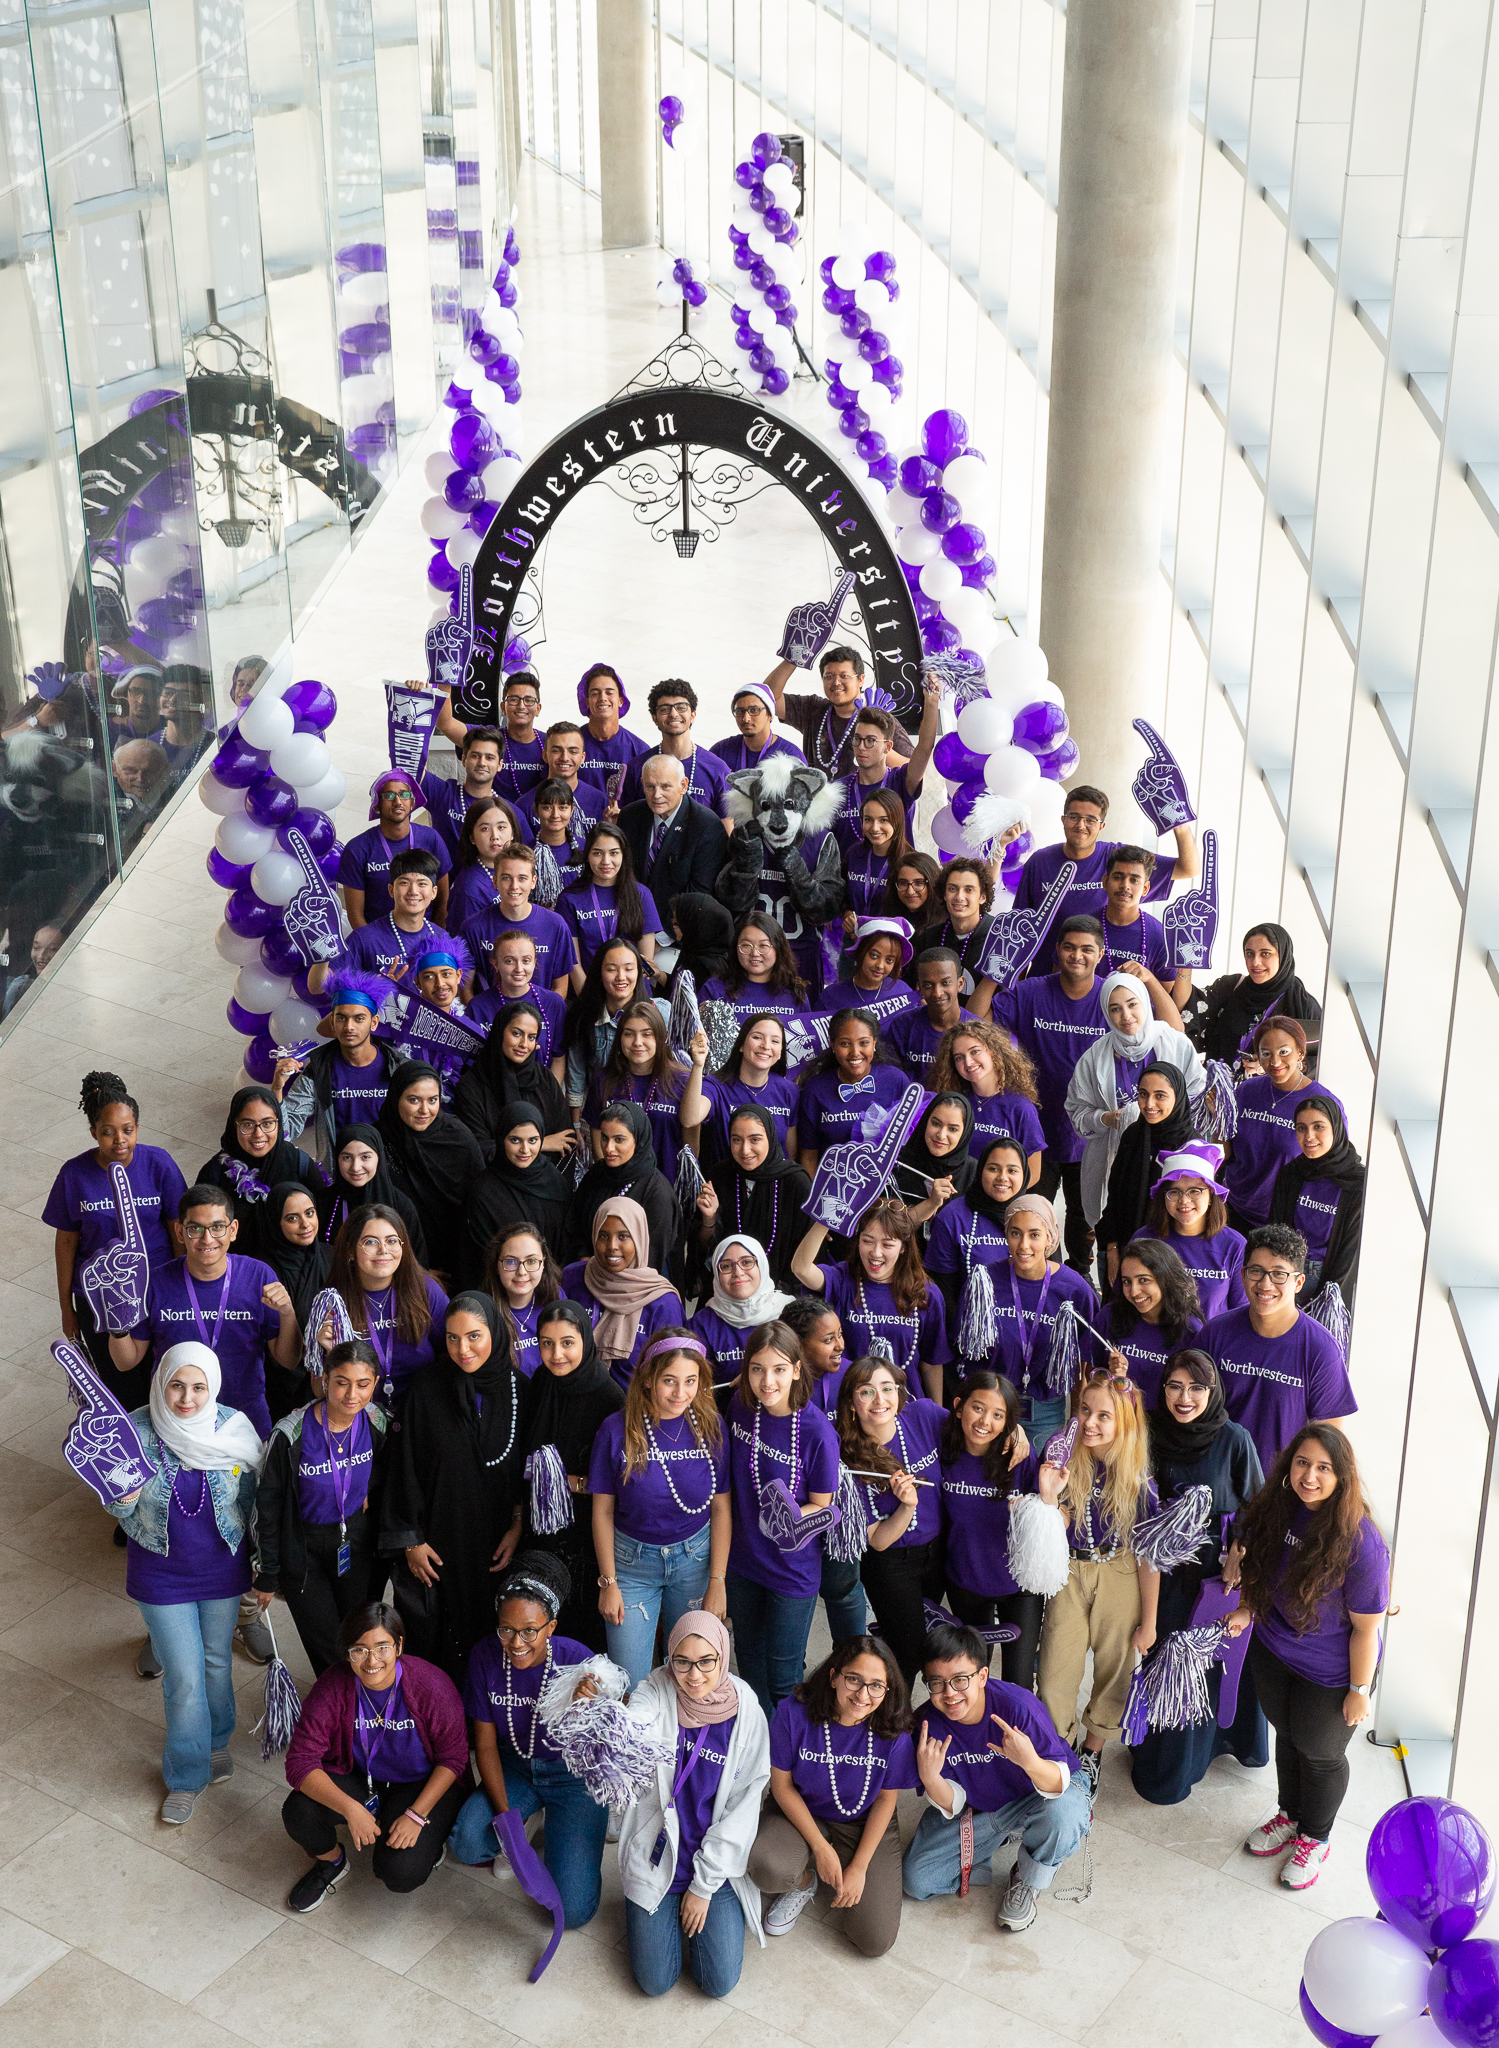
[716,756,845,1001]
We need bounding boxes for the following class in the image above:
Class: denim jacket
[565,994,670,1107]
[105,1407,259,1555]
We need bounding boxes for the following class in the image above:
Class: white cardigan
[616,1669,771,1940]
[1064,1026,1204,1224]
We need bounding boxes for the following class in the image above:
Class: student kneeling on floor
[901,1620,1092,1932]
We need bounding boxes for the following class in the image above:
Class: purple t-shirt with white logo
[941,1448,1040,1599]
[1096,1305,1201,1410]
[805,1361,849,1422]
[698,978,802,1036]
[346,915,441,978]
[1198,1307,1356,1472]
[709,733,805,774]
[1013,841,1174,972]
[448,864,499,936]
[831,768,920,854]
[463,1632,592,1761]
[797,1064,910,1154]
[557,882,665,973]
[1225,1078,1344,1228]
[623,746,730,816]
[361,1277,447,1409]
[991,974,1108,1163]
[44,1145,187,1267]
[1293,1180,1342,1260]
[140,1255,280,1437]
[688,1306,754,1390]
[587,1406,726,1541]
[842,844,892,923]
[464,904,573,990]
[330,1055,392,1132]
[885,1008,974,1086]
[297,1406,374,1525]
[338,824,451,923]
[819,1266,950,1395]
[466,983,566,1065]
[126,1465,249,1604]
[577,725,652,791]
[750,829,839,994]
[851,1396,946,1547]
[1132,1224,1247,1322]
[670,1715,736,1893]
[770,1696,918,1820]
[916,1677,1078,1812]
[352,1666,432,1782]
[1255,1509,1389,1688]
[970,1092,1046,1158]
[697,1074,799,1166]
[1098,911,1171,984]
[494,735,548,809]
[725,1395,840,1598]
[817,978,921,1022]
[983,1259,1098,1398]
[924,1205,1008,1279]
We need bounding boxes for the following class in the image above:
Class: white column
[1039,0,1194,837]
[595,0,655,249]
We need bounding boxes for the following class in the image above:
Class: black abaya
[516,1300,623,1651]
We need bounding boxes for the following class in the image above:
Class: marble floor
[0,159,1408,2045]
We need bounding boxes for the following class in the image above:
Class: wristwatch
[597,1574,617,1588]
[1349,1684,1371,1696]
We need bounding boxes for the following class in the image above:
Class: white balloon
[986,639,1050,698]
[340,271,388,309]
[423,452,455,491]
[920,557,963,602]
[841,356,874,391]
[237,691,295,751]
[480,455,521,501]
[501,417,527,457]
[1025,678,1067,710]
[822,329,858,363]
[956,698,1013,754]
[886,486,927,527]
[834,220,880,261]
[1370,2019,1447,2048]
[249,668,294,701]
[982,742,1021,789]
[962,613,1003,656]
[930,803,970,855]
[480,295,513,338]
[198,771,247,817]
[269,997,323,1043]
[766,328,796,363]
[746,302,774,336]
[1303,1919,1434,2039]
[941,590,995,644]
[427,605,450,631]
[448,355,480,391]
[941,453,995,512]
[1027,775,1066,828]
[747,226,776,259]
[446,529,481,569]
[853,280,892,316]
[339,372,386,420]
[216,813,277,864]
[235,963,294,1012]
[269,733,331,790]
[470,379,510,421]
[732,204,759,235]
[895,523,941,566]
[215,922,265,966]
[128,534,188,579]
[763,162,796,196]
[657,280,683,306]
[982,745,1042,800]
[249,850,308,907]
[831,254,863,289]
[503,328,525,359]
[862,382,893,416]
[764,241,799,280]
[297,765,347,814]
[420,496,468,539]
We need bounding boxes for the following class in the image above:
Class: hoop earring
[1282,1474,1293,1489]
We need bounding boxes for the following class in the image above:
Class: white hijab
[1099,971,1156,1054]
[148,1342,265,1473]
[1064,981,1204,1224]
[709,1233,794,1330]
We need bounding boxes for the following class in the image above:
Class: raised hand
[988,1714,1041,1774]
[282,828,351,966]
[1131,719,1197,832]
[1162,827,1219,973]
[77,1165,150,1334]
[777,570,857,669]
[977,860,1078,991]
[804,1084,927,1235]
[54,1338,155,1504]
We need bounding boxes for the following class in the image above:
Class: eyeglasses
[500,1255,544,1274]
[235,1117,279,1136]
[837,1674,888,1699]
[358,1235,403,1254]
[1085,1367,1133,1389]
[183,1221,231,1239]
[497,1624,546,1644]
[927,1670,981,1695]
[669,1653,721,1677]
[716,1256,759,1277]
[504,694,540,709]
[1163,1381,1206,1400]
[348,1642,396,1662]
[1243,1265,1296,1285]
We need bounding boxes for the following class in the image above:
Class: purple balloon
[658,93,683,121]
[855,431,888,463]
[922,407,969,467]
[428,552,460,595]
[865,250,897,281]
[1297,1984,1377,2048]
[210,732,270,788]
[223,887,284,938]
[468,500,499,534]
[747,185,767,213]
[900,456,942,497]
[763,367,790,397]
[867,454,899,490]
[206,847,253,890]
[962,552,998,590]
[950,778,987,825]
[921,489,963,535]
[872,355,903,388]
[444,469,484,512]
[128,386,180,417]
[1006,829,1035,864]
[732,245,755,271]
[839,406,869,440]
[292,969,316,1003]
[259,926,304,978]
[685,281,708,308]
[1368,1799,1497,1955]
[1011,701,1070,754]
[449,411,497,473]
[1429,1939,1499,2047]
[1040,737,1081,782]
[841,309,872,339]
[933,732,989,784]
[282,678,338,729]
[942,521,987,567]
[822,286,855,315]
[764,205,792,236]
[226,995,271,1037]
[827,379,856,411]
[243,1032,278,1085]
[318,843,344,882]
[923,617,961,656]
[498,281,518,308]
[749,345,773,376]
[136,596,194,638]
[443,379,474,411]
[734,160,759,189]
[276,807,337,859]
[244,773,300,828]
[504,636,530,669]
[751,130,782,167]
[469,329,503,368]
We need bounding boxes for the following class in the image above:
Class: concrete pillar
[1039,0,1194,840]
[596,0,655,249]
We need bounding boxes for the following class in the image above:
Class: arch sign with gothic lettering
[453,364,923,726]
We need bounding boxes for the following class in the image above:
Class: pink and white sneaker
[1244,1811,1298,1858]
[1280,1835,1330,1889]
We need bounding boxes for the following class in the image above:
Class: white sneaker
[1280,1835,1330,1889]
[605,1806,623,1842]
[1244,1810,1298,1858]
[765,1875,817,1935]
[996,1874,1037,1931]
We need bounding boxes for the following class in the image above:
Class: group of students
[40,645,1387,1998]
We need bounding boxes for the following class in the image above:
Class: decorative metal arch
[453,338,923,726]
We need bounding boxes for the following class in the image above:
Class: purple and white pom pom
[525,1445,573,1535]
[536,1655,671,1807]
[1131,1484,1214,1572]
[825,1463,870,1564]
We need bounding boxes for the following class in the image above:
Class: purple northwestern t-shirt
[916,1678,1079,1811]
[126,1466,250,1604]
[1198,1307,1356,1471]
[1013,841,1174,972]
[670,1715,736,1893]
[805,1360,849,1422]
[970,1092,1046,1158]
[448,864,499,935]
[557,882,665,972]
[688,1306,756,1390]
[623,746,730,816]
[697,1074,799,1164]
[359,1277,446,1409]
[818,978,921,1022]
[725,1395,840,1598]
[924,1205,1008,1280]
[352,1666,432,1782]
[346,915,442,978]
[1098,911,1171,984]
[819,1266,951,1395]
[941,1448,1040,1599]
[577,724,652,791]
[587,1407,726,1540]
[770,1697,918,1821]
[698,978,802,1035]
[500,1299,543,1380]
[710,732,806,774]
[798,1064,910,1154]
[842,844,892,923]
[44,1146,187,1267]
[562,1263,686,1391]
[463,1632,592,1760]
[297,1406,374,1524]
[852,1397,946,1547]
[885,1007,974,1086]
[330,1054,392,1131]
[494,734,548,809]
[1132,1224,1247,1322]
[1293,1180,1342,1260]
[424,777,481,862]
[338,824,451,923]
[831,767,919,854]
[985,1260,1098,1399]
[465,904,573,989]
[1096,1306,1201,1410]
[466,983,567,1065]
[992,974,1108,1162]
[140,1255,280,1437]
[584,1072,689,1185]
[1255,1508,1389,1687]
[1226,1079,1344,1228]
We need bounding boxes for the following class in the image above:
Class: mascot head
[723,755,843,854]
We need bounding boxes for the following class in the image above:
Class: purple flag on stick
[378,986,487,1063]
[492,1810,566,1980]
[282,827,351,966]
[76,1161,151,1333]
[385,679,441,788]
[804,1084,927,1236]
[1162,827,1219,974]
[782,986,917,1073]
[54,1338,155,1505]
[1131,719,1197,832]
[977,860,1078,991]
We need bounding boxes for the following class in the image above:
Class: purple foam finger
[1130,718,1197,832]
[53,1339,156,1505]
[492,1810,566,1981]
[1043,1420,1078,1471]
[804,1083,927,1235]
[77,1162,151,1333]
[1162,827,1219,975]
[282,827,352,965]
[977,861,1078,991]
[777,570,857,668]
[758,1478,840,1552]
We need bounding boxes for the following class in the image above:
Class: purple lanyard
[651,1723,709,1866]
[364,1291,395,1397]
[1008,1264,1054,1373]
[354,1666,405,1784]
[186,1262,232,1350]
[588,885,618,948]
[318,1405,363,1528]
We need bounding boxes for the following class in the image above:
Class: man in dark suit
[619,755,729,959]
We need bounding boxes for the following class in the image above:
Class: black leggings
[1035,1155,1095,1282]
[860,1537,942,1686]
[1247,1636,1357,1841]
[283,1515,381,1676]
[945,1582,1045,1692]
[282,1769,465,1892]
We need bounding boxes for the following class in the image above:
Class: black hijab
[198,1088,317,1257]
[564,1099,680,1269]
[1268,1094,1365,1300]
[964,1134,1033,1230]
[465,1101,571,1273]
[315,1122,427,1263]
[453,999,570,1156]
[671,892,735,985]
[704,1104,810,1287]
[261,1181,329,1331]
[894,1091,976,1205]
[1147,1347,1229,1463]
[518,1299,623,1483]
[378,1061,486,1242]
[1203,923,1322,1060]
[1098,1061,1196,1256]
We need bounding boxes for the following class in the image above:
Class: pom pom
[1304,1280,1351,1359]
[825,1463,870,1563]
[1127,1625,1227,1735]
[1131,1484,1214,1570]
[1120,1662,1151,1746]
[252,1611,303,1758]
[674,1142,705,1213]
[302,1286,355,1381]
[960,790,1029,861]
[1194,1060,1239,1142]
[1006,1492,1071,1596]
[1045,1298,1083,1397]
[531,839,564,907]
[668,967,703,1056]
[537,1655,672,1806]
[525,1444,573,1534]
[957,1262,998,1359]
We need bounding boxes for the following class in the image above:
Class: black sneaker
[288,1851,346,1913]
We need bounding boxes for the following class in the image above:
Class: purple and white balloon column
[727,132,800,398]
[336,242,397,483]
[200,676,346,1082]
[655,253,709,315]
[657,65,703,152]
[819,225,902,492]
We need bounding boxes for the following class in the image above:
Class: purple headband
[639,1334,708,1368]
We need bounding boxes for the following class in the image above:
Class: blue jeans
[901,1774,1093,1896]
[725,1569,818,1716]
[1024,1394,1068,1444]
[137,1595,240,1792]
[449,1754,608,1925]
[626,1883,744,1998]
[820,1553,867,1643]
[608,1527,712,1687]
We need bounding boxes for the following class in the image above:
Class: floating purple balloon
[735,160,759,189]
[243,1032,278,1085]
[244,773,300,828]
[1296,1984,1376,2048]
[226,995,271,1038]
[259,926,304,978]
[900,456,941,497]
[282,678,338,729]
[942,521,987,567]
[685,280,708,308]
[1367,1797,1496,1954]
[1011,701,1070,754]
[865,250,897,281]
[277,807,337,859]
[1006,829,1035,865]
[921,489,963,535]
[659,93,683,121]
[469,329,503,368]
[211,731,270,788]
[444,379,474,411]
[859,330,889,362]
[823,286,855,315]
[841,309,871,340]
[950,778,987,825]
[934,732,989,784]
[1429,1938,1499,2047]
[922,408,969,467]
[206,847,253,891]
[224,887,284,938]
[751,131,781,167]
[449,411,497,473]
[764,205,792,236]
[1040,737,1081,782]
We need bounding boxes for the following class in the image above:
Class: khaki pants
[1038,1550,1142,1747]
[749,1807,903,1957]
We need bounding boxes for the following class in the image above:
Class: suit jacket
[620,795,729,910]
